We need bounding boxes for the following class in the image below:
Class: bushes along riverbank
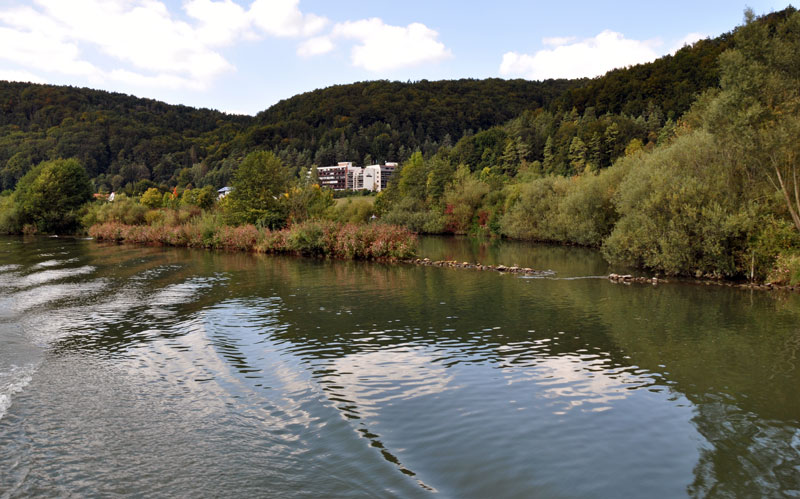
[89,219,417,261]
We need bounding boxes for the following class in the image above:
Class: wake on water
[0,364,36,421]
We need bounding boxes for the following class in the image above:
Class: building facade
[317,162,355,191]
[316,161,398,192]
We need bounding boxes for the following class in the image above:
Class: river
[1,235,799,497]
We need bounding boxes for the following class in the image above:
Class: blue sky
[0,0,791,115]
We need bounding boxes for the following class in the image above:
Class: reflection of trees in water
[592,286,800,496]
[688,399,800,497]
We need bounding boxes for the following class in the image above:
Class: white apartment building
[316,161,398,192]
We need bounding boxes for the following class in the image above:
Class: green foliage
[195,185,217,210]
[0,193,21,234]
[140,187,163,208]
[285,183,335,223]
[442,168,491,234]
[12,158,92,233]
[767,252,800,285]
[381,196,443,233]
[698,7,800,234]
[425,155,455,202]
[82,194,148,227]
[602,131,755,276]
[397,151,428,200]
[500,176,567,242]
[223,150,288,228]
[326,197,376,224]
[179,185,216,210]
[1,152,32,191]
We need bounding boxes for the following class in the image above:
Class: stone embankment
[608,273,661,285]
[609,272,800,292]
[406,260,799,292]
[406,258,553,276]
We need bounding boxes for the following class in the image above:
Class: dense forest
[1,7,799,283]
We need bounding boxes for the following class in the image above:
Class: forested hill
[555,7,797,117]
[247,78,580,158]
[556,37,731,119]
[0,81,250,132]
[0,81,251,191]
[1,7,789,194]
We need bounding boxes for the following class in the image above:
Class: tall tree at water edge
[705,7,800,233]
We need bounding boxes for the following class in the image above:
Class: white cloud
[249,0,327,37]
[331,18,451,72]
[107,69,204,91]
[0,24,103,80]
[500,30,661,80]
[669,32,706,54]
[542,36,575,47]
[297,36,333,57]
[0,0,450,91]
[0,0,329,91]
[184,0,254,46]
[0,69,47,84]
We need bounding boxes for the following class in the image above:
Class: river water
[1,235,799,497]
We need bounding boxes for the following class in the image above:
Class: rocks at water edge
[408,258,548,276]
[608,273,660,285]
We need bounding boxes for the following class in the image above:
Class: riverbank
[88,221,800,292]
[88,220,416,261]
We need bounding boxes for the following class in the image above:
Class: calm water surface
[1,235,799,497]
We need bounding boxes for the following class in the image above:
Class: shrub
[163,206,201,227]
[0,194,21,234]
[82,195,148,227]
[326,197,376,223]
[286,220,336,255]
[441,175,490,233]
[13,158,92,233]
[750,215,800,279]
[89,220,416,260]
[499,176,563,241]
[602,131,755,277]
[767,252,800,285]
[140,188,163,208]
[216,225,260,251]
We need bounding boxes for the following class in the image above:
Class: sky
[0,0,792,115]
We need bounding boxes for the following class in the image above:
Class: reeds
[89,219,416,260]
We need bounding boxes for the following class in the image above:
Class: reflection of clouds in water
[32,258,78,269]
[529,354,639,414]
[16,266,96,288]
[322,348,454,419]
[0,280,108,318]
[488,340,657,416]
[0,260,95,292]
[146,276,226,318]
